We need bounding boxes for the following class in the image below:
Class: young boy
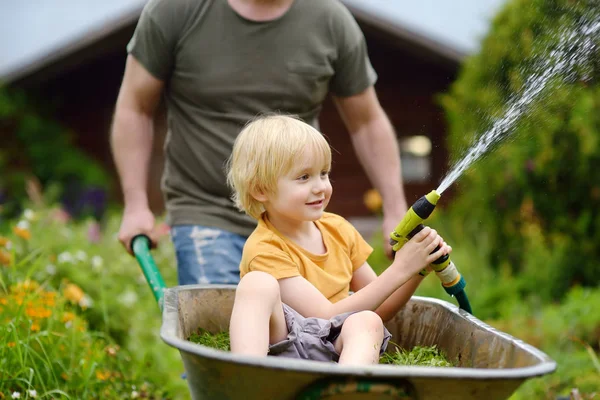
[226,115,451,365]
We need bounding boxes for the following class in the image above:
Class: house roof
[0,0,506,84]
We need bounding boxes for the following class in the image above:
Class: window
[399,135,432,183]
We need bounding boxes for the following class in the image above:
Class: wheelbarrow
[132,236,556,400]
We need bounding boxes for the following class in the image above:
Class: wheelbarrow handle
[131,234,167,310]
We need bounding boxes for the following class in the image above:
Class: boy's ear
[250,188,268,202]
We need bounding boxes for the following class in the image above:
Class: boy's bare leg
[230,271,288,356]
[334,311,384,365]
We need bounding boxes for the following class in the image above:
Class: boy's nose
[312,179,327,193]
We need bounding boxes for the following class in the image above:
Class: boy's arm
[278,262,416,320]
[350,263,424,323]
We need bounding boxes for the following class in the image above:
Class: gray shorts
[268,303,391,362]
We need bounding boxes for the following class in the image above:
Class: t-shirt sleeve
[248,252,301,280]
[126,0,176,81]
[337,217,373,271]
[328,4,378,97]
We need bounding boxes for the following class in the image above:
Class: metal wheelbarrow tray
[160,285,555,400]
[132,236,555,399]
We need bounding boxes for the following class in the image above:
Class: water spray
[390,190,472,314]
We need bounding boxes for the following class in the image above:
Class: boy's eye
[320,170,330,177]
[298,174,309,181]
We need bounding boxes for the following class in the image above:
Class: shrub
[0,87,110,220]
[440,0,600,301]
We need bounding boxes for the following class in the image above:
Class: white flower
[79,295,94,309]
[131,391,139,399]
[91,256,103,270]
[11,392,20,399]
[75,250,88,262]
[27,390,37,398]
[45,264,57,275]
[119,291,138,308]
[58,252,74,264]
[16,220,30,230]
[23,209,35,221]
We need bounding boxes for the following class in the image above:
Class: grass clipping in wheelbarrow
[188,329,454,367]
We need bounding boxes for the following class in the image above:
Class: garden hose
[389,190,472,314]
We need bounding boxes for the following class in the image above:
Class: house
[0,0,505,221]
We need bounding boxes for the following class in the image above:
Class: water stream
[436,15,600,195]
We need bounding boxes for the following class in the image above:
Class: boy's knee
[347,311,384,333]
[237,271,280,298]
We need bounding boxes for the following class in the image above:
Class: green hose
[453,290,472,314]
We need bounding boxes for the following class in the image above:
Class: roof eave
[344,3,467,67]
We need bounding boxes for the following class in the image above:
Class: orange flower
[363,189,383,213]
[0,298,7,305]
[96,370,111,381]
[63,284,84,304]
[61,372,69,381]
[12,226,31,241]
[26,306,52,319]
[0,249,11,266]
[31,323,40,332]
[7,342,16,348]
[0,236,9,246]
[62,312,76,323]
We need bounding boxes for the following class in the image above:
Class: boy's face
[265,149,332,223]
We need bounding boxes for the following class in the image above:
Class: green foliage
[0,280,166,399]
[380,344,454,367]
[188,329,231,352]
[0,87,110,218]
[439,0,600,301]
[0,206,187,398]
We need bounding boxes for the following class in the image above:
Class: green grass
[187,330,453,367]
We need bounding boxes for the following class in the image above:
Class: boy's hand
[392,227,452,275]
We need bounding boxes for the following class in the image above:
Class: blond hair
[226,115,332,220]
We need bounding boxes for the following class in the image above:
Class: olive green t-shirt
[127,0,377,236]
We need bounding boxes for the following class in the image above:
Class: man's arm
[111,55,165,253]
[333,87,408,257]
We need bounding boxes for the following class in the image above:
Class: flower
[27,390,36,398]
[91,256,103,270]
[63,284,84,304]
[0,236,9,247]
[0,249,11,266]
[96,370,111,381]
[75,251,88,262]
[23,209,35,221]
[11,392,20,399]
[363,189,383,213]
[12,226,31,241]
[62,312,76,323]
[57,252,74,264]
[79,295,93,309]
[45,264,57,275]
[131,391,139,399]
[30,323,40,332]
[118,291,138,308]
[7,342,15,348]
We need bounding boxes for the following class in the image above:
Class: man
[111,0,408,285]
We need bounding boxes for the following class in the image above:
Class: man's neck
[227,0,295,22]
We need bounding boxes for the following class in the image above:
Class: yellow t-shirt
[240,212,373,303]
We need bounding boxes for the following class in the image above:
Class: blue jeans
[170,225,247,285]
